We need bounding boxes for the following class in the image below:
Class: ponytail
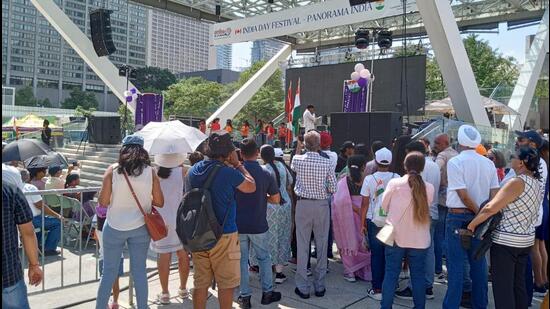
[404,151,430,225]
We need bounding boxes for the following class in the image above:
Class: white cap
[274,148,284,158]
[154,153,186,168]
[375,147,392,165]
[458,125,481,148]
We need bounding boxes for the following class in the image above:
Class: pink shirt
[381,175,434,249]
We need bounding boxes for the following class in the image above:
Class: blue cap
[515,130,543,147]
[122,134,144,147]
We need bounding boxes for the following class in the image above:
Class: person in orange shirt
[240,121,250,140]
[224,119,233,134]
[198,119,206,134]
[209,118,221,132]
[278,123,288,149]
[266,122,276,145]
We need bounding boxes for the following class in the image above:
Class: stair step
[78,160,113,169]
[79,171,104,182]
[64,143,122,149]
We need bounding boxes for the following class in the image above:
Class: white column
[207,45,292,124]
[30,0,138,112]
[504,8,549,131]
[417,0,491,127]
[208,45,218,70]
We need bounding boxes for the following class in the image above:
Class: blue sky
[231,22,540,70]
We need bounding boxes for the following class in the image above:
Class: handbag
[122,170,168,241]
[376,201,413,246]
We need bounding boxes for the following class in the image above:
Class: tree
[118,105,135,133]
[233,61,285,124]
[39,98,52,108]
[15,86,38,106]
[75,105,96,118]
[62,88,99,110]
[163,77,226,118]
[132,66,177,94]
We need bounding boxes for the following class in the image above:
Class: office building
[147,9,209,74]
[176,69,240,84]
[2,0,148,111]
[251,39,285,64]
[216,45,232,70]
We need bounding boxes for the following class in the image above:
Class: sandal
[158,293,170,305]
[179,288,189,298]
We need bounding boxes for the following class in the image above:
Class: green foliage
[163,77,226,118]
[40,98,52,108]
[74,105,96,118]
[118,104,135,132]
[535,79,549,99]
[15,86,38,106]
[133,66,177,94]
[62,88,99,110]
[233,61,285,124]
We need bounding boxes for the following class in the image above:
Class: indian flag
[292,78,301,136]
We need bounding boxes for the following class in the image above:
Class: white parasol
[135,120,208,155]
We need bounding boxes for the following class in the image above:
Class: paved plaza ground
[27,246,543,309]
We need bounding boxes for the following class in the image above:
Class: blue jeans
[381,245,427,309]
[239,232,273,297]
[367,220,385,290]
[443,213,488,309]
[32,215,61,251]
[434,205,447,273]
[409,219,436,290]
[96,224,150,309]
[2,279,30,309]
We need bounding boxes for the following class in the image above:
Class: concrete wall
[13,85,120,111]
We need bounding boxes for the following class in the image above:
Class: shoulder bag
[122,170,167,241]
[376,201,413,246]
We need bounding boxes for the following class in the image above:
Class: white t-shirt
[23,183,43,217]
[502,158,547,227]
[322,150,338,172]
[446,150,500,209]
[2,163,23,190]
[361,171,399,220]
[422,157,441,220]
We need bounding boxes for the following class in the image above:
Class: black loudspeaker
[88,116,121,144]
[89,9,116,57]
[330,112,402,153]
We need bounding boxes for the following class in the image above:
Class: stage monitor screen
[285,55,426,118]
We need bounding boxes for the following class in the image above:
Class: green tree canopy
[163,77,226,118]
[133,66,177,94]
[62,88,99,110]
[15,86,38,106]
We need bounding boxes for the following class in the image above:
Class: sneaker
[344,275,357,282]
[261,291,282,305]
[275,272,287,284]
[533,285,547,297]
[399,270,410,279]
[178,288,189,299]
[158,293,170,305]
[367,288,382,301]
[426,287,434,300]
[237,295,251,309]
[294,287,310,299]
[460,291,473,309]
[315,289,326,297]
[434,272,447,284]
[395,287,413,300]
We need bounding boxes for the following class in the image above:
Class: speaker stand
[77,117,98,155]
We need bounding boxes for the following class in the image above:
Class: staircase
[55,143,121,187]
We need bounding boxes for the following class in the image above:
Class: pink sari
[332,177,371,280]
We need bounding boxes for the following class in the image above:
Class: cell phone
[72,161,78,167]
[236,149,243,162]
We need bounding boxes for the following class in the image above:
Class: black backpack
[176,164,227,252]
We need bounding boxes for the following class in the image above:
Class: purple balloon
[130,88,137,94]
[357,77,367,87]
[125,95,133,102]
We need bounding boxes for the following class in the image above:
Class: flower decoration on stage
[354,63,365,73]
[350,72,360,81]
[130,88,137,94]
[357,78,367,88]
[124,89,139,103]
[347,80,361,93]
[349,63,373,88]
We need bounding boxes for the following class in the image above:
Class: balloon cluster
[123,88,138,103]
[350,63,373,88]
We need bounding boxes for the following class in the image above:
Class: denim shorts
[2,279,30,309]
[99,257,124,277]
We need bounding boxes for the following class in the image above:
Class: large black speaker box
[88,116,121,144]
[330,112,402,155]
[90,9,116,57]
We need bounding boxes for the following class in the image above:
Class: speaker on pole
[89,9,116,57]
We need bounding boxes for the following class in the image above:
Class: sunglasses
[487,155,495,161]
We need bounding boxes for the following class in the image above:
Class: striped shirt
[492,174,542,248]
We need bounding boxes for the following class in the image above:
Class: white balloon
[132,93,138,99]
[350,72,360,81]
[354,63,365,73]
[359,69,370,79]
[123,90,131,97]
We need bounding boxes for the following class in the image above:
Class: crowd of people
[3,121,550,309]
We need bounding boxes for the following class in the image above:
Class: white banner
[209,0,417,46]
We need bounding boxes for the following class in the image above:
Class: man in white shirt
[303,105,321,133]
[396,141,441,300]
[2,162,24,190]
[20,169,63,256]
[360,147,399,300]
[443,125,500,309]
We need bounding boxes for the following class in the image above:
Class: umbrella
[135,120,208,155]
[24,152,69,169]
[2,139,52,163]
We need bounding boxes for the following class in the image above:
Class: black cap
[340,141,355,152]
[515,130,543,148]
[208,131,235,157]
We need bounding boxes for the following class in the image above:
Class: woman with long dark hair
[97,135,164,309]
[487,148,507,182]
[151,153,190,304]
[390,135,412,176]
[468,147,542,309]
[332,155,371,282]
[379,151,434,309]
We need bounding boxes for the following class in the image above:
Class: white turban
[457,124,481,148]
